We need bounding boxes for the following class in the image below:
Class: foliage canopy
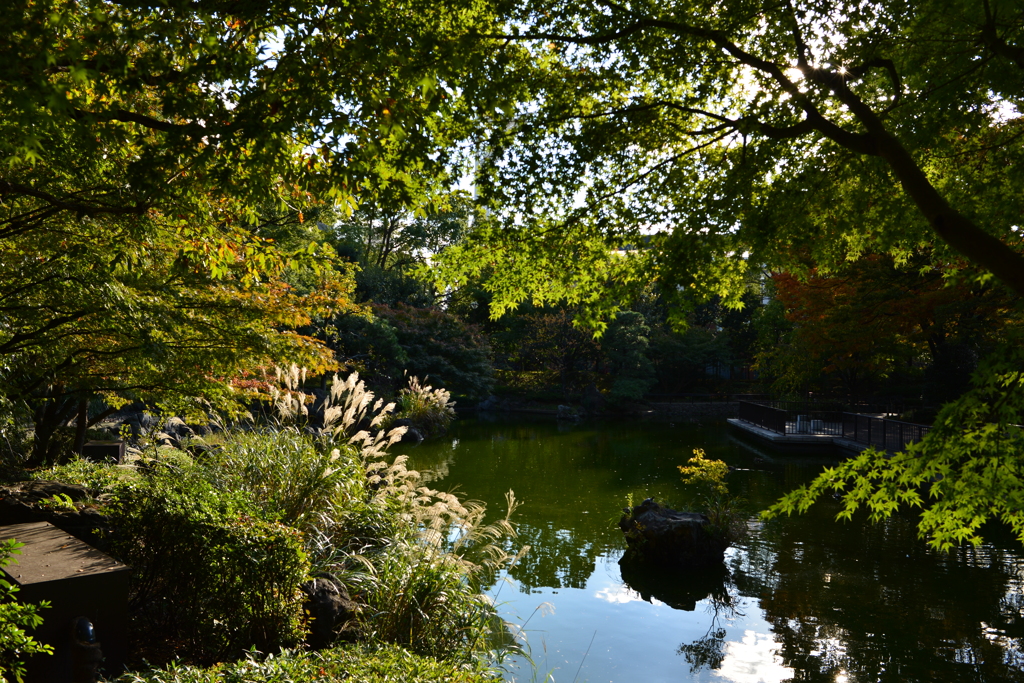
[430,0,1024,548]
[0,0,492,460]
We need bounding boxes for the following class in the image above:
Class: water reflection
[510,522,598,591]
[407,416,1024,682]
[620,561,731,612]
[714,631,794,683]
[731,512,1024,682]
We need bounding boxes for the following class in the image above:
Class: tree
[3,0,480,223]
[325,192,475,308]
[2,198,357,465]
[602,311,656,401]
[489,304,603,398]
[0,0,491,462]
[330,191,476,274]
[372,303,494,403]
[758,255,1011,400]
[315,312,410,395]
[430,0,1024,547]
[441,0,1024,310]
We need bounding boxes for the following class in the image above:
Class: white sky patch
[989,96,1023,124]
[713,630,794,683]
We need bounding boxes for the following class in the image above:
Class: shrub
[35,458,139,492]
[107,470,308,664]
[200,430,366,532]
[112,642,500,683]
[90,370,520,669]
[678,449,745,541]
[0,540,53,683]
[393,375,456,438]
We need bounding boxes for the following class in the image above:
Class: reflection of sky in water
[411,418,1024,682]
[593,583,662,606]
[496,553,787,683]
[712,631,793,683]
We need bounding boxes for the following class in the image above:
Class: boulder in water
[619,497,728,569]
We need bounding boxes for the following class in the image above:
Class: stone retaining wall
[644,401,739,420]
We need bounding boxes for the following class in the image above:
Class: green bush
[36,457,139,492]
[0,540,53,683]
[678,449,745,541]
[112,642,500,683]
[36,372,521,670]
[107,470,309,664]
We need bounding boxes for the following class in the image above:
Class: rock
[3,480,91,503]
[300,575,361,649]
[163,416,195,440]
[188,422,214,436]
[391,418,424,445]
[618,498,728,569]
[154,431,179,449]
[556,405,581,421]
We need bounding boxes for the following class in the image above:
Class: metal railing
[738,401,930,451]
[841,413,930,452]
[738,400,786,434]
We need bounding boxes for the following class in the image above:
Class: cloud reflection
[713,630,794,683]
[594,583,663,606]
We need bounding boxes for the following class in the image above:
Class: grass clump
[391,375,457,438]
[20,368,521,675]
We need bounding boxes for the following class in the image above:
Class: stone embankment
[643,401,738,421]
[475,395,739,421]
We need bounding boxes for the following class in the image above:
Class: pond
[407,415,1024,683]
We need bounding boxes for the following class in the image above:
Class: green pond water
[407,415,1024,683]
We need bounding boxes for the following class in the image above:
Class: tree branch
[71,108,207,136]
[844,58,903,111]
[981,0,1024,69]
[0,181,149,217]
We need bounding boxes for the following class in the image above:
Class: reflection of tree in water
[731,510,1024,682]
[506,522,598,591]
[677,589,739,673]
[678,625,728,672]
[617,556,740,674]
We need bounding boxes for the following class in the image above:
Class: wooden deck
[727,418,871,455]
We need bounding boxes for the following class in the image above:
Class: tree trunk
[72,397,89,457]
[26,388,78,467]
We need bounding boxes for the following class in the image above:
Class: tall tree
[0,0,489,462]
[760,256,1011,400]
[440,0,1024,311]
[431,0,1024,547]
